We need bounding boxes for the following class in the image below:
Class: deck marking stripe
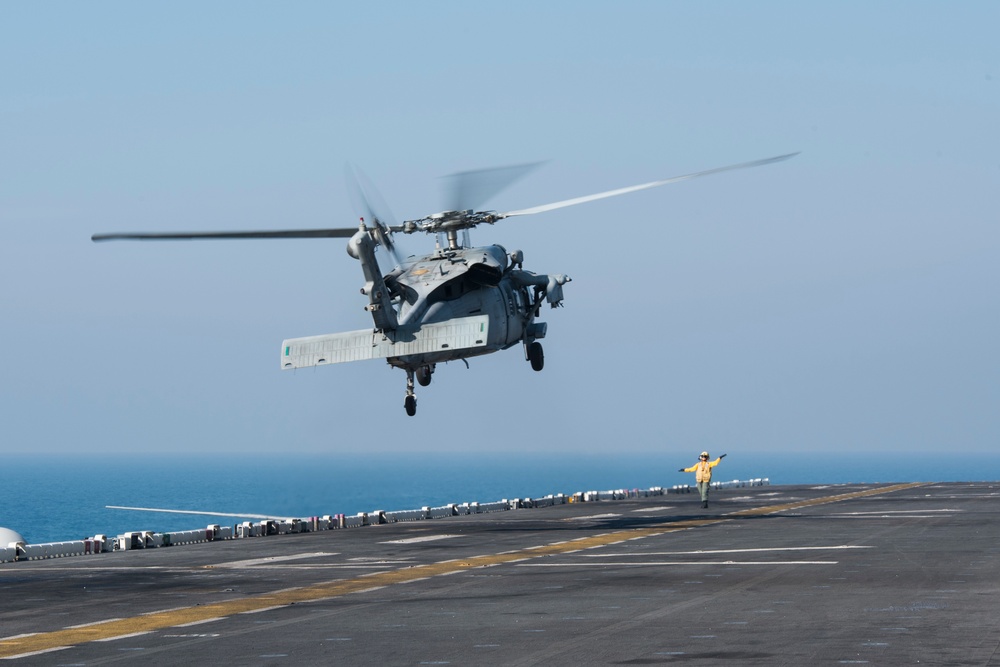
[632,507,675,513]
[206,552,337,568]
[835,509,959,515]
[0,635,37,643]
[172,618,224,628]
[239,605,288,615]
[579,545,873,556]
[0,646,70,660]
[0,482,927,658]
[381,535,459,544]
[64,618,124,629]
[93,631,153,642]
[517,560,839,566]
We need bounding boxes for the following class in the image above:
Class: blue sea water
[2,451,998,544]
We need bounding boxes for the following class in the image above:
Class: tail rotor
[347,163,404,268]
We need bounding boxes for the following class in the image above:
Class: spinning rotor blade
[346,163,404,266]
[445,161,545,212]
[92,228,358,242]
[499,152,799,219]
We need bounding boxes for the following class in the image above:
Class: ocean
[2,451,997,545]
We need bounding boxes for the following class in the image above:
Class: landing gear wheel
[416,365,433,387]
[528,341,544,372]
[404,369,417,416]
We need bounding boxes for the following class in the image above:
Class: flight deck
[2,481,999,665]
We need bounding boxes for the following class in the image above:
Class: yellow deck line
[0,482,927,659]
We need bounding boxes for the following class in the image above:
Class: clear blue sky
[2,2,997,455]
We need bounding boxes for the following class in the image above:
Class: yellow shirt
[683,457,722,483]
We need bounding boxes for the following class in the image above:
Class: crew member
[679,451,727,508]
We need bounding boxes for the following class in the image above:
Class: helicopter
[93,152,797,416]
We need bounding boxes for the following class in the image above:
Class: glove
[677,468,685,472]
[720,454,727,459]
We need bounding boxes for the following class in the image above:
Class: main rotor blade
[499,152,799,219]
[346,164,399,229]
[445,161,545,212]
[92,228,359,242]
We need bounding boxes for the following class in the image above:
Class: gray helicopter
[93,153,796,415]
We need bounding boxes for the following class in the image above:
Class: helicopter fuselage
[310,227,569,413]
[379,243,556,369]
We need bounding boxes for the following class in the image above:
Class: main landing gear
[527,341,544,372]
[402,365,434,416]
[404,369,417,416]
[416,364,434,387]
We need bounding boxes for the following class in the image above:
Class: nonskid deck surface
[2,482,999,665]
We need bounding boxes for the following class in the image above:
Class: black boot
[702,500,708,508]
